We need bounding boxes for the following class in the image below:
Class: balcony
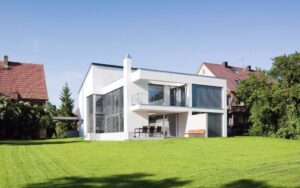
[228,105,246,113]
[132,93,188,107]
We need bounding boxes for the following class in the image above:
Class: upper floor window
[192,84,222,109]
[148,84,164,105]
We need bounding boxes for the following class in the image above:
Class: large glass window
[94,87,124,133]
[170,86,186,106]
[149,84,164,105]
[192,84,222,109]
[87,95,94,133]
[95,95,104,133]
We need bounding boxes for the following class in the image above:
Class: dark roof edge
[139,68,226,80]
[91,62,138,70]
[91,62,123,69]
[78,64,93,94]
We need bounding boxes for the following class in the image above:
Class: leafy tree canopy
[236,51,300,139]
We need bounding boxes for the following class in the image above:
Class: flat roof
[79,62,226,93]
[139,68,226,80]
[91,62,225,80]
[91,62,138,70]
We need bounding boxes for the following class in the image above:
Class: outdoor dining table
[133,127,163,137]
[134,128,143,137]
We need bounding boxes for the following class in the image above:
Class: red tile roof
[202,62,255,92]
[0,61,48,101]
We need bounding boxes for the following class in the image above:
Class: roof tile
[203,63,254,92]
[0,61,48,100]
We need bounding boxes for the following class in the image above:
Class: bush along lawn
[0,137,299,188]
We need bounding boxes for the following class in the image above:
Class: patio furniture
[142,126,148,137]
[149,126,155,137]
[134,128,142,137]
[185,129,205,137]
[155,126,163,137]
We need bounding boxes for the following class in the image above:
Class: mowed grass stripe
[3,146,29,187]
[27,145,69,181]
[0,137,299,188]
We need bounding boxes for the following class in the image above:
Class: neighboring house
[0,55,48,104]
[197,61,255,135]
[78,55,227,141]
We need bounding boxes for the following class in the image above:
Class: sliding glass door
[148,114,178,137]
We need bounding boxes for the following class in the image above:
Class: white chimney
[123,54,132,78]
[3,55,8,68]
[123,54,133,135]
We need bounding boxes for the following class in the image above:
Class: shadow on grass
[24,173,191,188]
[221,179,281,188]
[0,140,83,146]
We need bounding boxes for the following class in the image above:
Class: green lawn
[0,137,299,188]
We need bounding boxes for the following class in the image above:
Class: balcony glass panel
[132,84,187,107]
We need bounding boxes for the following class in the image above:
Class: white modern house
[78,55,227,140]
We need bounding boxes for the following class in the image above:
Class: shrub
[0,96,54,139]
[55,121,67,138]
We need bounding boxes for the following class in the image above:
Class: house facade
[197,62,254,135]
[0,55,48,139]
[0,55,48,104]
[78,55,227,140]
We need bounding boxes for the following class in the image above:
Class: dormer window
[230,69,239,74]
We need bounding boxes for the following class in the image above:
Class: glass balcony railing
[132,93,188,107]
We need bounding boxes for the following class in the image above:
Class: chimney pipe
[246,65,251,71]
[123,54,132,80]
[222,61,228,68]
[3,55,8,68]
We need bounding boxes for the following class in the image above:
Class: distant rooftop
[0,56,48,101]
[201,62,255,92]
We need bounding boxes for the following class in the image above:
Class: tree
[59,83,74,116]
[269,52,300,88]
[57,83,76,135]
[236,70,269,110]
[236,51,300,139]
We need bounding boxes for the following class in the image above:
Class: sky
[0,0,299,107]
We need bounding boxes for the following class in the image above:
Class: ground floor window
[207,113,223,137]
[96,87,124,133]
[87,95,94,133]
[88,87,124,134]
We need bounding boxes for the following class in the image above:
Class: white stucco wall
[177,112,207,137]
[78,67,94,137]
[92,65,123,94]
[178,112,188,137]
[185,113,207,137]
[123,58,149,135]
[78,64,124,139]
[132,69,225,89]
[78,57,227,140]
